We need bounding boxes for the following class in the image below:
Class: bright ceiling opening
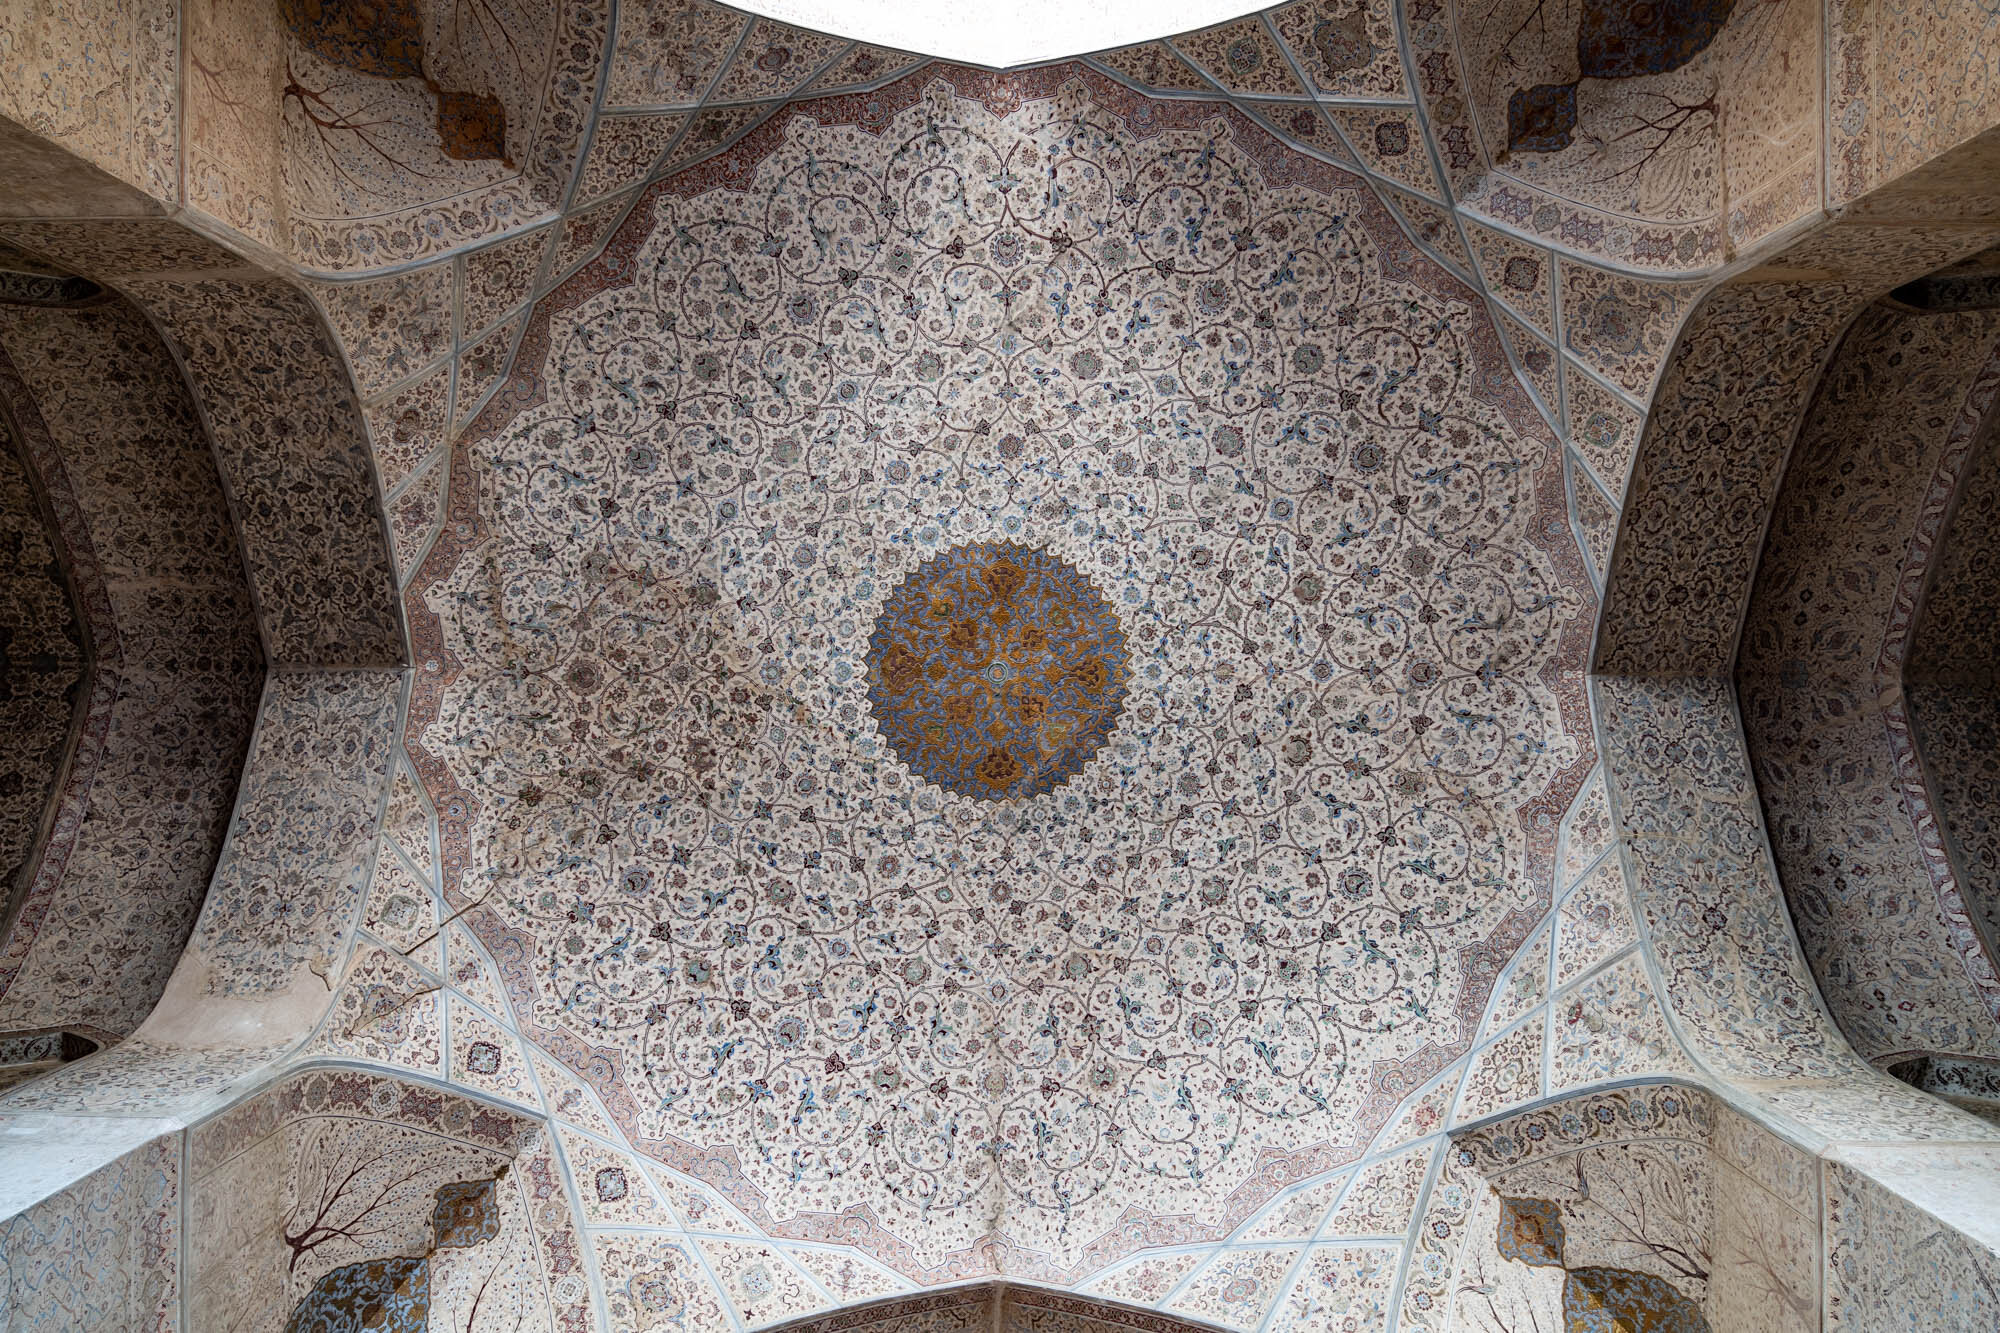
[722,0,1273,67]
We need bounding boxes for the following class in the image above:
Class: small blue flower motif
[1271,499,1293,519]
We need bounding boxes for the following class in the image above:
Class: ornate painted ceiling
[407,61,1598,1286]
[1,0,1999,1330]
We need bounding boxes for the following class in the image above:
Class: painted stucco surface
[1,0,1999,1328]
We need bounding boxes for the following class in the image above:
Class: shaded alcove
[1888,1055,2000,1128]
[0,241,266,1051]
[1907,379,2000,979]
[1736,245,2000,1069]
[0,354,85,925]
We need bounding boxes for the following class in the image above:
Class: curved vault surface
[5,0,2000,1328]
[410,64,1594,1278]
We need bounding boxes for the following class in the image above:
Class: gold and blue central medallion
[865,542,1129,801]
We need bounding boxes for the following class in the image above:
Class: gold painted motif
[864,542,1128,800]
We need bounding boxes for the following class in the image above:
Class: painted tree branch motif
[1563,1148,1710,1282]
[1465,0,1806,219]
[1450,1132,1717,1333]
[189,49,257,143]
[1498,0,1737,156]
[283,57,448,199]
[284,1126,514,1333]
[284,1124,440,1273]
[1489,1188,1712,1332]
[1716,1222,1816,1331]
[270,0,536,222]
[279,0,513,166]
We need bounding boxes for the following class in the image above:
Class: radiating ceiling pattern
[2,0,2000,1330]
[404,61,1595,1286]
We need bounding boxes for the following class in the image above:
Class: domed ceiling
[407,64,1595,1281]
[7,0,2000,1328]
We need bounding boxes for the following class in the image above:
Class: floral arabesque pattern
[1739,302,2000,1064]
[408,62,1597,1286]
[0,397,84,908]
[1909,391,2000,970]
[1596,220,2000,678]
[184,670,403,999]
[0,1130,180,1331]
[0,292,263,1044]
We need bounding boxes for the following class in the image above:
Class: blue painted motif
[284,1175,501,1331]
[1494,1194,1712,1332]
[286,1256,429,1333]
[1577,0,1737,79]
[1508,83,1582,154]
[1496,1195,1568,1267]
[1564,1266,1710,1332]
[432,1178,501,1249]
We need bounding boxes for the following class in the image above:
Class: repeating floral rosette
[424,75,1588,1273]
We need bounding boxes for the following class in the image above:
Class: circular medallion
[865,542,1129,800]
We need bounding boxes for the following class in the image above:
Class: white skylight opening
[725,0,1271,68]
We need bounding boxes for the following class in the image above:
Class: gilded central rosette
[864,541,1130,800]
